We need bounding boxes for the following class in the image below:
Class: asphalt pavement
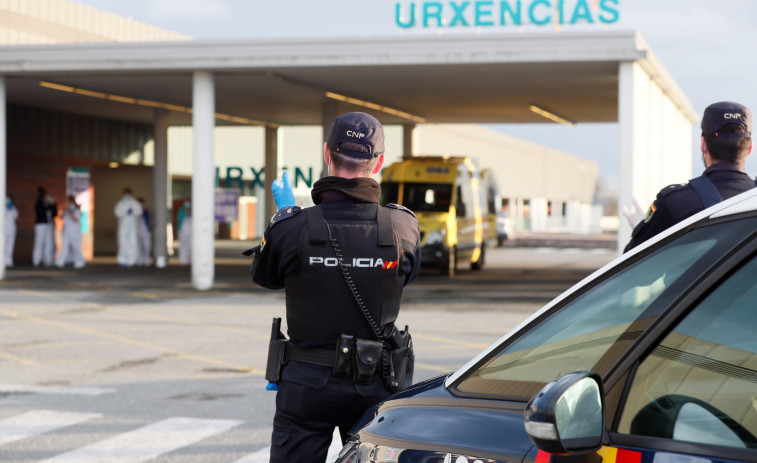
[0,241,617,462]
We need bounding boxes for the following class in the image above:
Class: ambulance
[380,156,485,276]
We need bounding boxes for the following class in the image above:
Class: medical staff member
[33,186,57,267]
[177,201,192,265]
[114,188,143,267]
[248,112,421,463]
[56,195,85,269]
[5,193,18,267]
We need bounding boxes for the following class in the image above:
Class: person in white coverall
[114,188,143,267]
[56,195,85,269]
[177,201,192,265]
[5,193,18,267]
[136,198,151,267]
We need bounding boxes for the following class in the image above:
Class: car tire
[471,244,485,270]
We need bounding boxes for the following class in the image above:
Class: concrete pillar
[403,124,416,159]
[321,99,337,177]
[513,198,524,232]
[264,126,279,220]
[152,109,169,268]
[618,62,694,254]
[618,62,639,253]
[191,71,215,291]
[0,76,5,280]
[530,198,548,233]
[565,200,581,234]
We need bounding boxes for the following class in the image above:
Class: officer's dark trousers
[270,360,390,463]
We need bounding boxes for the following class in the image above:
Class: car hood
[351,375,534,462]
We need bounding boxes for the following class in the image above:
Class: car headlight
[335,440,358,462]
[425,229,446,245]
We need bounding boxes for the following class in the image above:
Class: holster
[265,317,287,383]
[381,324,415,393]
[353,339,383,384]
[265,339,287,383]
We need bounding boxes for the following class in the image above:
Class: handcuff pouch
[334,334,354,377]
[353,339,383,384]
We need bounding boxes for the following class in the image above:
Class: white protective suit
[5,200,18,266]
[114,194,143,267]
[137,209,151,267]
[56,204,85,268]
[178,205,192,265]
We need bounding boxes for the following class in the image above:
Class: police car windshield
[451,216,757,401]
[381,182,452,213]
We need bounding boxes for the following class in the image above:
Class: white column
[0,76,5,280]
[529,198,548,233]
[513,198,523,232]
[153,109,169,268]
[565,200,581,234]
[403,124,416,160]
[618,62,694,253]
[191,71,215,291]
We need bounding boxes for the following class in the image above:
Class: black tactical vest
[284,204,405,344]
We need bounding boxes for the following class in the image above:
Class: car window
[452,217,757,400]
[618,252,757,449]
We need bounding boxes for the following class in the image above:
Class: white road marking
[232,428,343,463]
[0,410,102,446]
[230,445,270,463]
[38,416,242,462]
[0,384,115,396]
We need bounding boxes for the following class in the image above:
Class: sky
[74,0,757,182]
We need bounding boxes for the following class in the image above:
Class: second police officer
[624,101,754,252]
[247,112,421,463]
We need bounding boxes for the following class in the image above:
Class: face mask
[5,199,11,209]
[69,204,75,210]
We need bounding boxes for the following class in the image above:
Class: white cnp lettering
[346,130,366,139]
[311,256,390,268]
[724,113,743,120]
[351,258,387,267]
[309,256,340,266]
[354,258,372,267]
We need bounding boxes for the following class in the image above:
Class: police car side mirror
[524,371,604,455]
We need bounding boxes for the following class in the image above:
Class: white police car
[337,188,757,463]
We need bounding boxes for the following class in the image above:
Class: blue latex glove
[272,171,295,209]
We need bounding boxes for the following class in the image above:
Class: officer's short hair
[329,146,379,176]
[704,123,753,164]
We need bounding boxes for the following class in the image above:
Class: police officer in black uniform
[248,112,421,463]
[625,101,754,252]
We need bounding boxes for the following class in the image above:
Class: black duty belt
[284,342,333,367]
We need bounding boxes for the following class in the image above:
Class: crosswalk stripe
[232,429,343,463]
[0,384,115,396]
[0,410,102,446]
[38,416,242,462]
[230,445,270,463]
